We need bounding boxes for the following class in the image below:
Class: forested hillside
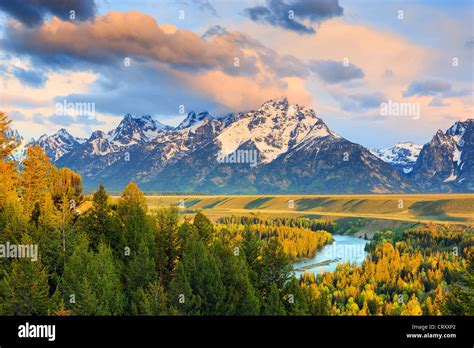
[0,112,472,316]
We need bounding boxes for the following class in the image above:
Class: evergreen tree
[155,207,180,289]
[81,184,117,250]
[124,238,156,313]
[257,238,293,295]
[169,234,225,315]
[116,182,156,311]
[283,277,309,315]
[240,227,262,287]
[262,284,286,315]
[443,260,474,315]
[177,221,196,247]
[131,280,168,315]
[211,240,260,315]
[193,212,214,243]
[168,261,201,315]
[62,236,125,315]
[0,236,50,315]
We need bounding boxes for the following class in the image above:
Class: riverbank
[295,257,342,272]
[293,234,370,277]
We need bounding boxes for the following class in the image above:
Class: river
[293,234,369,278]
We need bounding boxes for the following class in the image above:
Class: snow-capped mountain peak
[410,119,473,190]
[216,98,336,164]
[371,142,422,174]
[7,100,472,194]
[176,111,215,131]
[6,127,26,162]
[29,128,86,162]
[446,119,472,147]
[6,127,22,143]
[89,130,106,141]
[107,114,170,145]
[260,96,289,109]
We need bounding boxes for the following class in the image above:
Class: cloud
[176,0,219,17]
[0,0,96,27]
[181,72,313,113]
[8,110,26,121]
[48,113,74,126]
[244,0,343,34]
[1,94,49,108]
[12,67,48,88]
[48,113,104,127]
[3,11,259,76]
[309,59,364,84]
[75,115,105,126]
[403,79,471,98]
[32,113,46,124]
[51,64,221,118]
[442,88,471,98]
[403,79,451,97]
[337,92,386,112]
[192,0,219,17]
[383,69,395,78]
[2,12,313,118]
[429,97,449,107]
[204,28,309,78]
[201,25,229,39]
[465,37,474,49]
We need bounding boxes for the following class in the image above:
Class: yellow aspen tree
[20,145,57,213]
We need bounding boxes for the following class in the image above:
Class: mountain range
[9,97,473,193]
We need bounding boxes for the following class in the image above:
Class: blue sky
[0,0,472,149]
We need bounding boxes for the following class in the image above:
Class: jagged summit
[217,98,335,164]
[11,99,473,193]
[29,128,85,162]
[176,111,215,130]
[89,130,106,141]
[410,119,472,190]
[261,96,289,108]
[108,113,170,144]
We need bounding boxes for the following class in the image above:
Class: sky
[0,0,472,149]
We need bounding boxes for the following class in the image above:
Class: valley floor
[133,194,474,231]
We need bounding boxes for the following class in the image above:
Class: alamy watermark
[217,149,259,168]
[0,242,38,261]
[380,100,420,120]
[324,242,366,261]
[55,99,96,119]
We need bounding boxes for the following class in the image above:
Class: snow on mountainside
[176,111,215,131]
[216,97,340,164]
[409,119,473,192]
[6,127,27,162]
[108,114,170,145]
[22,114,170,162]
[6,102,472,193]
[29,128,86,162]
[137,97,409,194]
[371,142,422,174]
